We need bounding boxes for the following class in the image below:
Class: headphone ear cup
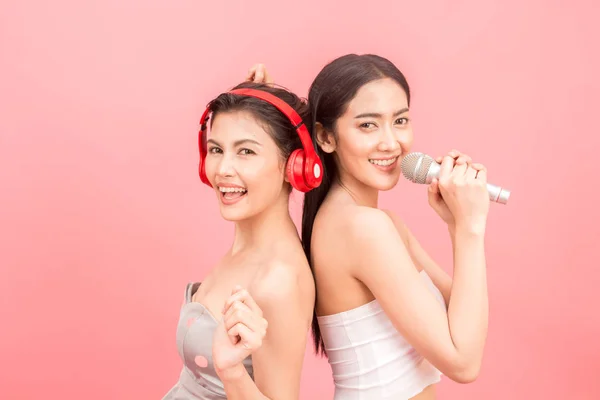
[199,158,212,187]
[286,149,311,192]
[198,127,213,187]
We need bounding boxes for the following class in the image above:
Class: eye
[239,148,256,155]
[395,117,409,125]
[208,146,222,154]
[359,122,376,129]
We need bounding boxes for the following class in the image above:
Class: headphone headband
[227,88,317,157]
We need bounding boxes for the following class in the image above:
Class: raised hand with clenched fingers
[427,149,490,233]
[212,286,268,379]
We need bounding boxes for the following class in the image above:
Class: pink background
[1,1,599,399]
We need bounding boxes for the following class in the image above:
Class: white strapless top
[317,271,446,399]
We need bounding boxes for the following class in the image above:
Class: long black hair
[301,54,411,356]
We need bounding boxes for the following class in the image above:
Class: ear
[315,122,337,154]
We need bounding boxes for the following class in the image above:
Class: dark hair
[301,54,412,356]
[207,81,309,167]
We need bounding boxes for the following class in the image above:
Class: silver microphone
[400,152,511,205]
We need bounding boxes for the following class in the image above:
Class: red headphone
[198,88,323,193]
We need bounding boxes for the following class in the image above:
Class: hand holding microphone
[401,150,510,232]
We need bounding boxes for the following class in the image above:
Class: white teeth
[218,187,247,193]
[369,157,397,166]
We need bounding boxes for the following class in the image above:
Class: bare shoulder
[343,206,399,242]
[313,205,400,266]
[337,207,416,278]
[381,209,411,242]
[250,243,315,319]
[381,209,405,228]
[316,202,396,239]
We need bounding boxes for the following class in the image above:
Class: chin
[217,200,255,222]
[369,174,401,191]
[218,208,250,222]
[217,202,265,222]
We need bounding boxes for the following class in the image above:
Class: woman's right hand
[212,286,268,380]
[431,150,490,234]
[245,63,273,84]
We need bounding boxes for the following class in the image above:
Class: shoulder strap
[184,282,201,304]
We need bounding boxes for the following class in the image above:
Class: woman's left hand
[212,286,268,378]
[427,149,473,230]
[245,63,273,84]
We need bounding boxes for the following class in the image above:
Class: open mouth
[369,156,399,169]
[218,186,248,205]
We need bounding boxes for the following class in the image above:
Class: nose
[377,126,401,152]
[216,153,236,178]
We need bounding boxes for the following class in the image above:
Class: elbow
[445,360,482,384]
[449,368,480,384]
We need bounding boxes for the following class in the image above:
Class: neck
[335,168,379,208]
[230,190,296,255]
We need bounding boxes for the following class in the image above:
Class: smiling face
[318,77,414,191]
[204,110,288,221]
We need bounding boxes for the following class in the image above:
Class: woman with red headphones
[248,57,491,400]
[163,81,322,399]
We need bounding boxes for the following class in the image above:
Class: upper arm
[251,264,313,399]
[383,210,452,306]
[349,209,464,379]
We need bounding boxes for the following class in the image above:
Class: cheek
[338,131,377,162]
[203,157,217,180]
[401,129,414,147]
[243,161,268,185]
[246,159,284,191]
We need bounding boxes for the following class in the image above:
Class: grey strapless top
[162,282,254,399]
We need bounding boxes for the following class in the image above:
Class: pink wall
[1,0,599,399]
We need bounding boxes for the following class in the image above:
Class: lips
[218,186,247,205]
[368,157,398,166]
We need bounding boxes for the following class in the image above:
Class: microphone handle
[425,162,510,205]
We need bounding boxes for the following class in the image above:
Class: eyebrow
[206,138,262,147]
[354,107,409,119]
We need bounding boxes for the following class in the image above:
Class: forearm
[446,225,489,371]
[219,364,271,400]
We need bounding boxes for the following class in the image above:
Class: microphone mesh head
[400,152,434,184]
